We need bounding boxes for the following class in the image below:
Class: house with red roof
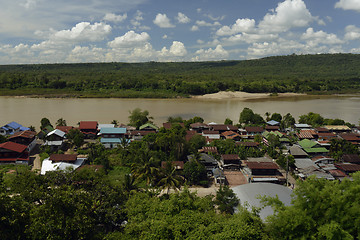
[79,121,98,139]
[8,130,37,152]
[0,141,29,164]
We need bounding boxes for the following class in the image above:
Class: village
[1,108,360,190]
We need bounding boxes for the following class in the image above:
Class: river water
[0,95,359,130]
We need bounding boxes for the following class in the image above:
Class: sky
[1,0,360,64]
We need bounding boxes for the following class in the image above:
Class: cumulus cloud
[259,0,313,33]
[67,46,107,63]
[153,13,175,28]
[53,22,112,42]
[195,20,221,27]
[131,10,144,27]
[103,13,127,23]
[176,12,190,24]
[108,31,150,48]
[345,25,360,40]
[335,0,360,12]
[192,45,229,61]
[225,32,279,44]
[216,18,256,36]
[301,28,343,45]
[191,25,199,31]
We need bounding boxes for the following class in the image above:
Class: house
[44,129,66,151]
[266,120,280,126]
[212,168,226,185]
[56,126,74,134]
[38,125,54,139]
[296,129,316,140]
[187,153,219,171]
[210,124,238,133]
[244,127,264,138]
[342,154,360,164]
[7,130,37,152]
[335,163,360,175]
[41,154,86,175]
[97,124,115,130]
[0,141,29,164]
[298,139,329,156]
[289,145,308,158]
[221,154,241,170]
[99,127,128,148]
[0,122,29,136]
[189,122,210,133]
[325,125,351,133]
[79,121,98,139]
[244,161,284,183]
[202,130,220,140]
[265,125,280,132]
[339,133,360,145]
[262,131,290,146]
[317,132,337,141]
[127,130,155,141]
[139,123,159,132]
[199,146,218,154]
[221,131,241,141]
[294,124,311,129]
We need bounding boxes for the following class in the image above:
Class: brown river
[0,95,359,129]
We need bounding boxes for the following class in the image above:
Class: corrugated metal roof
[8,130,36,139]
[79,121,98,129]
[99,128,126,134]
[0,141,27,153]
[46,129,66,138]
[49,154,77,162]
[100,138,122,143]
[246,161,279,170]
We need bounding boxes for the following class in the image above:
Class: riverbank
[192,91,306,100]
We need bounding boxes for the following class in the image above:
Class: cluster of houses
[1,119,360,185]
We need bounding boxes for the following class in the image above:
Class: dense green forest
[1,53,360,98]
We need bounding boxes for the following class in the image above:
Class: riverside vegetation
[1,53,360,98]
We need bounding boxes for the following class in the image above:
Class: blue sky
[1,0,360,64]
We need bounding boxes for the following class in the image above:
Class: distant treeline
[1,53,360,97]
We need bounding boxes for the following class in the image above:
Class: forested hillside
[1,53,360,98]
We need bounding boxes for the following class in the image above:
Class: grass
[105,166,131,186]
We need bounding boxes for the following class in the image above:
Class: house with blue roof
[98,127,128,148]
[0,122,29,136]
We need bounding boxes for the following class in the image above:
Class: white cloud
[195,20,221,27]
[335,0,360,12]
[345,25,360,40]
[192,45,229,61]
[224,32,279,44]
[131,10,144,27]
[169,41,187,56]
[191,25,199,31]
[53,22,112,42]
[21,0,37,9]
[153,13,175,28]
[176,12,190,24]
[216,18,256,36]
[103,13,127,23]
[67,46,107,63]
[108,31,150,48]
[259,0,313,33]
[247,40,305,58]
[162,34,168,39]
[301,28,343,45]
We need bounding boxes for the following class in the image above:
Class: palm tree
[56,118,67,126]
[122,174,138,195]
[157,162,184,194]
[265,112,271,122]
[111,120,119,127]
[131,156,160,186]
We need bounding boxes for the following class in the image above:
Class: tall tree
[214,185,240,214]
[56,118,67,126]
[128,108,153,129]
[40,117,52,130]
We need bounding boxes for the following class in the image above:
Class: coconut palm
[157,162,184,194]
[56,118,67,126]
[131,156,160,186]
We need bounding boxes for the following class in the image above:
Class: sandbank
[192,91,306,100]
